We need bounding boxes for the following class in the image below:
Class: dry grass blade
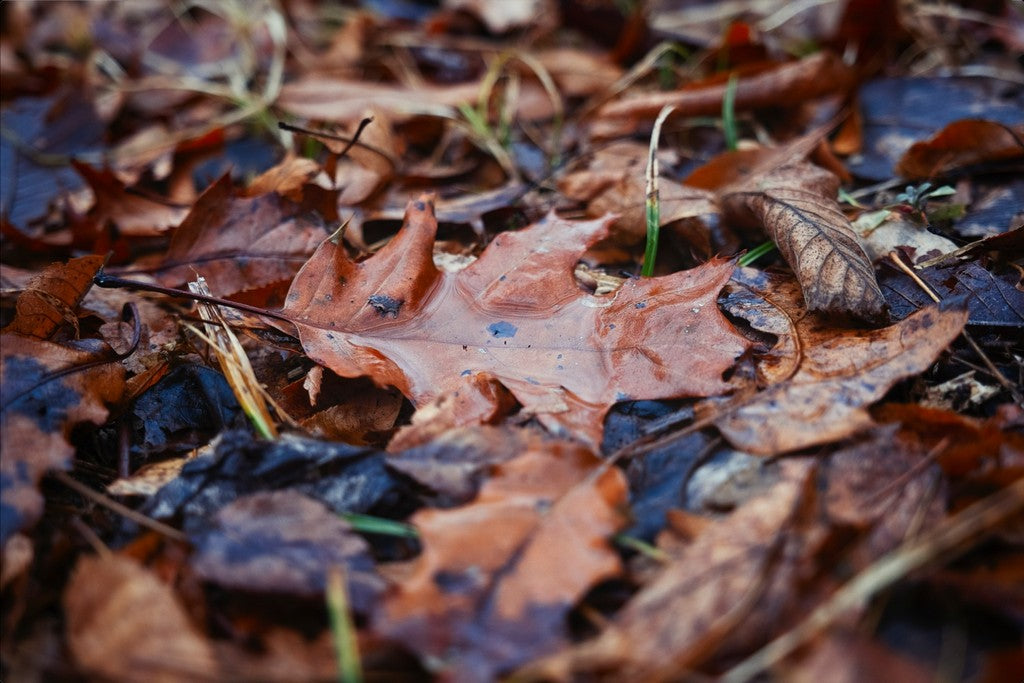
[188,277,277,439]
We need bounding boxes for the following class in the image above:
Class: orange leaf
[5,255,104,340]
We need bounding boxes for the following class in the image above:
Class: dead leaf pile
[2,1,1022,681]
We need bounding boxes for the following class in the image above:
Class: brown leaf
[188,490,384,609]
[595,52,852,126]
[1,334,125,542]
[722,162,887,321]
[73,162,188,237]
[375,440,628,679]
[281,196,750,447]
[152,174,326,297]
[896,119,1024,179]
[716,286,968,455]
[277,76,555,125]
[527,459,812,680]
[4,255,104,339]
[64,554,218,682]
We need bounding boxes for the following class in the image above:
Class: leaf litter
[2,2,1023,681]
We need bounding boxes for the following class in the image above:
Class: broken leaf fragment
[281,196,750,447]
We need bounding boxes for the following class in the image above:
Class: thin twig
[53,471,188,543]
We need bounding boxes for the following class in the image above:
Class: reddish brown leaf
[151,174,326,297]
[595,52,853,125]
[722,162,886,320]
[73,162,188,237]
[1,334,125,542]
[4,255,104,339]
[64,554,218,682]
[896,119,1024,179]
[281,196,750,447]
[716,283,968,454]
[277,76,555,125]
[375,440,628,679]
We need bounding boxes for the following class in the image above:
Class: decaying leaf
[721,162,887,321]
[4,255,104,339]
[1,334,125,542]
[716,272,967,455]
[189,490,384,610]
[150,174,326,297]
[281,196,749,447]
[376,440,628,680]
[64,554,218,682]
[524,459,812,681]
[896,119,1024,179]
[73,162,188,237]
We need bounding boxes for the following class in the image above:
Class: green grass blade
[723,73,740,152]
[327,567,363,683]
[738,240,777,267]
[341,512,419,539]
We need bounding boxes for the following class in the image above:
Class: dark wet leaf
[1,334,124,542]
[143,430,408,524]
[189,490,384,609]
[880,260,1024,328]
[848,78,1024,180]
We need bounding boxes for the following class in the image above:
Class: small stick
[53,470,188,543]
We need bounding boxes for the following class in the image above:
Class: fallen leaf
[846,77,1024,181]
[143,430,409,524]
[375,440,628,680]
[188,490,384,609]
[595,52,852,131]
[780,633,933,683]
[64,554,218,682]
[4,255,104,339]
[149,174,327,297]
[281,196,750,447]
[1,334,124,542]
[277,76,555,125]
[852,211,958,263]
[559,141,718,244]
[896,119,1024,179]
[73,162,188,237]
[721,161,887,321]
[715,273,967,455]
[878,259,1024,328]
[525,459,812,680]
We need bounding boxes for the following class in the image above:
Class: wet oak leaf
[721,162,887,321]
[375,440,628,680]
[280,196,750,447]
[4,255,104,339]
[1,334,125,542]
[152,174,326,298]
[896,119,1024,179]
